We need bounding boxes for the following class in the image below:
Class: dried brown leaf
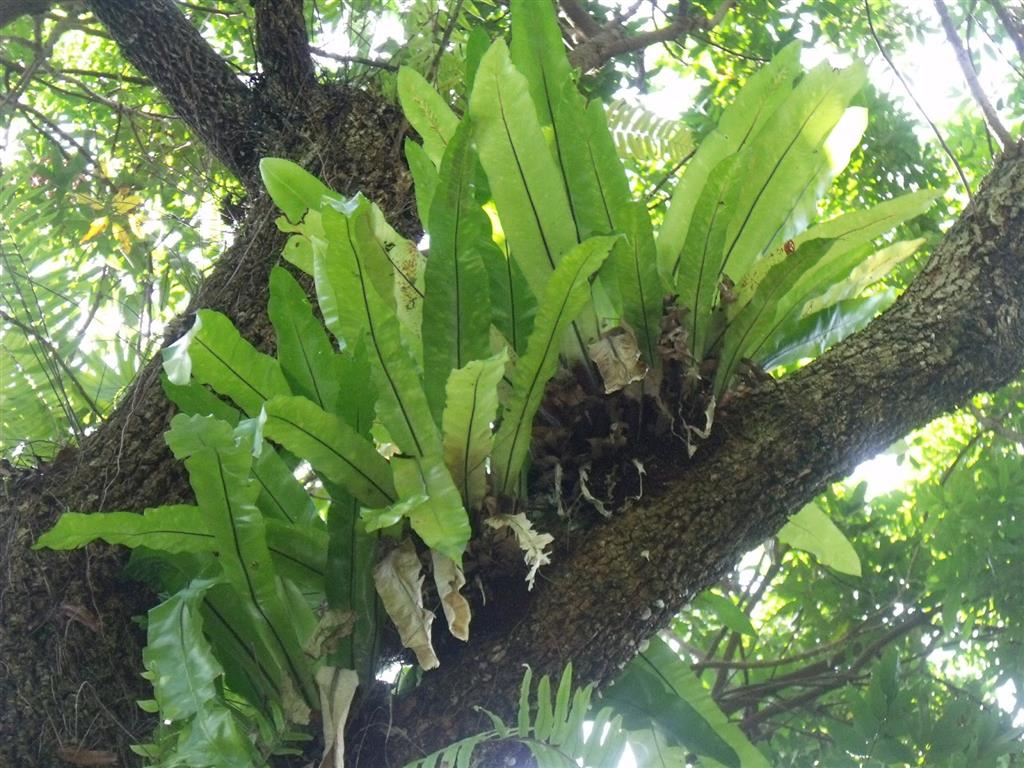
[588,326,648,394]
[372,539,439,670]
[316,667,359,768]
[431,551,471,641]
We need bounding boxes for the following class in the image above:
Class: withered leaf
[316,666,359,768]
[588,326,648,394]
[485,513,554,590]
[372,539,439,670]
[431,551,471,641]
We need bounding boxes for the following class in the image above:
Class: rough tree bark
[0,1,1021,766]
[370,138,1024,765]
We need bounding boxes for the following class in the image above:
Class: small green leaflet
[442,350,509,509]
[778,501,862,576]
[492,236,617,494]
[693,590,758,638]
[396,67,459,167]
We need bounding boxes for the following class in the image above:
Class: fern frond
[606,99,693,166]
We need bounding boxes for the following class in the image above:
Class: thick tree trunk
[0,4,417,762]
[2,1,1022,765]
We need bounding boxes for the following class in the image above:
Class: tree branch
[566,0,732,73]
[988,0,1024,64]
[933,0,1013,147]
[738,610,933,730]
[0,0,52,28]
[252,0,315,93]
[364,139,1024,766]
[559,0,602,38]
[85,0,259,180]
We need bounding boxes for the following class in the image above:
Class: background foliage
[3,0,1023,766]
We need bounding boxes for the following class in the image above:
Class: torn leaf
[587,326,648,394]
[485,513,554,590]
[304,609,356,659]
[316,666,359,768]
[431,550,471,641]
[372,539,440,670]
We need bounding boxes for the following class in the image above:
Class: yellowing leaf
[485,513,554,590]
[372,539,439,670]
[113,187,143,214]
[431,550,471,641]
[70,192,104,211]
[79,216,109,244]
[112,222,133,255]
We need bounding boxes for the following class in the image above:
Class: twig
[309,45,397,72]
[738,610,933,729]
[864,0,974,198]
[567,0,733,73]
[688,31,769,63]
[933,0,1013,146]
[426,0,464,85]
